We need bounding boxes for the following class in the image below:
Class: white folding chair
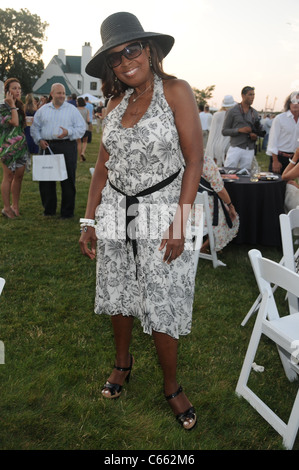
[193,191,226,269]
[280,209,299,314]
[0,278,5,296]
[236,249,299,450]
[191,194,204,276]
[241,208,299,326]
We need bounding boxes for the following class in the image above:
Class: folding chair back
[191,193,204,276]
[280,208,299,314]
[194,191,226,269]
[241,208,299,326]
[236,249,299,450]
[0,278,5,296]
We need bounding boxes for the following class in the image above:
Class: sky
[3,0,299,111]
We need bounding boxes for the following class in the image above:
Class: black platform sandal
[165,385,197,431]
[102,354,133,399]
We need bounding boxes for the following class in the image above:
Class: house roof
[33,76,75,95]
[55,55,81,74]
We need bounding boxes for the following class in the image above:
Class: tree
[192,85,215,108]
[0,8,48,93]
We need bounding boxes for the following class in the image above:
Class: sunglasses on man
[106,42,146,69]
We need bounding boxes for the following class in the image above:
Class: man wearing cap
[222,86,260,169]
[266,91,299,174]
[205,95,235,166]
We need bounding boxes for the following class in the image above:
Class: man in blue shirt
[31,83,86,218]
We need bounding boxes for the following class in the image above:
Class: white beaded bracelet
[289,158,297,165]
[80,218,95,226]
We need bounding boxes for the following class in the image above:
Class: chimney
[81,42,92,74]
[58,49,66,65]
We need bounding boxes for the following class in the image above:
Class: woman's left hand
[287,180,299,189]
[228,204,237,221]
[159,222,185,264]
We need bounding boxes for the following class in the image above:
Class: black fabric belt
[47,139,71,144]
[109,168,181,279]
[278,151,294,157]
[199,177,232,229]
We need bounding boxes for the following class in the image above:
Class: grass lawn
[0,131,298,451]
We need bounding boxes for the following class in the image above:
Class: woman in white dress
[205,95,236,166]
[79,12,203,430]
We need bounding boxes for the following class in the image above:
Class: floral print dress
[95,75,195,339]
[202,155,239,251]
[0,104,29,171]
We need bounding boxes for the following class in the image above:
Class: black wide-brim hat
[86,12,175,79]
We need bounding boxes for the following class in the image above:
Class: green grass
[0,133,298,450]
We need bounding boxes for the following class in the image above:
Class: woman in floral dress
[0,78,29,218]
[79,12,203,430]
[200,155,239,252]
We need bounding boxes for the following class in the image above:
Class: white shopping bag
[32,147,68,181]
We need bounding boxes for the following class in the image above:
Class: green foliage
[193,85,216,108]
[0,8,48,93]
[0,137,298,450]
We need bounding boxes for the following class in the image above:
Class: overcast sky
[4,0,299,111]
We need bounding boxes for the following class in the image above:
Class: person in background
[198,155,239,253]
[95,101,104,133]
[199,104,209,149]
[266,92,299,174]
[0,78,29,218]
[67,94,77,106]
[205,95,236,166]
[204,105,212,132]
[24,93,39,155]
[84,96,94,144]
[31,83,86,218]
[76,97,90,162]
[38,96,49,108]
[261,114,272,150]
[281,146,299,212]
[222,86,260,169]
[79,11,203,431]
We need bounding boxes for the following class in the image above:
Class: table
[223,173,286,246]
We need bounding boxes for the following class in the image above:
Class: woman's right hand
[5,91,15,108]
[79,226,97,260]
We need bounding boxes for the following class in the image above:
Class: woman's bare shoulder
[106,94,125,114]
[163,78,196,112]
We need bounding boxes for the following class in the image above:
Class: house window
[90,82,97,91]
[77,80,82,89]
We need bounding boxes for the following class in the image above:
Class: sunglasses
[106,42,145,69]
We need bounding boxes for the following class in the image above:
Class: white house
[32,43,102,98]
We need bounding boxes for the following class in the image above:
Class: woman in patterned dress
[79,12,203,430]
[0,78,29,218]
[200,155,239,253]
